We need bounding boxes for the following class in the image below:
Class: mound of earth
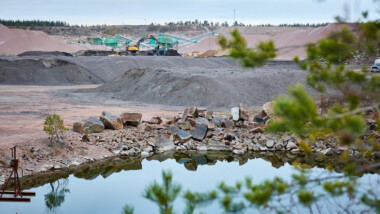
[88,61,316,109]
[18,51,73,57]
[0,57,103,85]
[74,50,117,56]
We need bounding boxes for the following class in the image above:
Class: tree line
[0,19,70,27]
[0,18,330,28]
[161,20,330,27]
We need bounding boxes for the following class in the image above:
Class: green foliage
[361,194,380,214]
[310,28,356,63]
[219,29,276,68]
[297,190,317,207]
[266,84,319,138]
[217,182,245,213]
[244,177,288,207]
[183,190,217,214]
[124,168,380,214]
[143,170,182,214]
[323,180,355,197]
[0,19,69,27]
[43,114,68,145]
[121,204,134,214]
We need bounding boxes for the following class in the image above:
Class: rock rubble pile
[71,102,379,161]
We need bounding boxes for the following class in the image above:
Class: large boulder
[175,129,192,143]
[187,106,199,118]
[190,122,208,141]
[83,117,105,134]
[100,111,123,130]
[121,112,142,127]
[213,117,222,126]
[73,121,85,133]
[155,135,175,152]
[167,124,180,135]
[239,103,250,121]
[263,101,274,117]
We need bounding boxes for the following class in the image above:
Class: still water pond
[1,152,377,214]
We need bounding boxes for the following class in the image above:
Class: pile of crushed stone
[87,61,316,109]
[0,57,103,85]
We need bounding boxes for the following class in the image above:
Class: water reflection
[18,151,380,190]
[44,179,70,214]
[1,152,379,214]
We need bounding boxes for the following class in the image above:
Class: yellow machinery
[127,44,139,53]
[109,51,127,57]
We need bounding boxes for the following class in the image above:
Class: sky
[0,0,379,25]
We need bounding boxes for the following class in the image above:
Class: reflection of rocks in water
[147,152,174,162]
[16,151,380,191]
[261,152,286,168]
[190,154,209,165]
[167,152,380,176]
[184,161,197,171]
[74,158,142,180]
[19,157,143,190]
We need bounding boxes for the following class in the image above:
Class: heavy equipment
[103,37,119,49]
[86,31,217,55]
[86,36,103,45]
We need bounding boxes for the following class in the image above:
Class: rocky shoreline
[1,103,379,187]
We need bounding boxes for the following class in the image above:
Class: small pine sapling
[43,114,68,146]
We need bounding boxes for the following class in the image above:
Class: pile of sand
[0,24,102,55]
[179,23,358,60]
[197,50,219,58]
[87,60,316,109]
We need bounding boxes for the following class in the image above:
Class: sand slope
[0,24,104,55]
[178,23,358,60]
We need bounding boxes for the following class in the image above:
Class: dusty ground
[0,85,182,176]
[0,84,183,145]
